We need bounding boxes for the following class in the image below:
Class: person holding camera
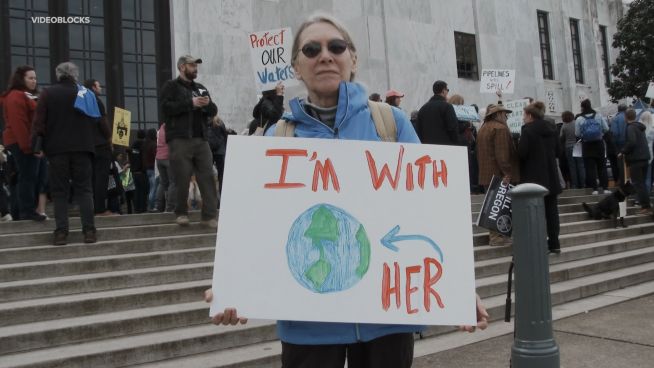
[160,55,218,228]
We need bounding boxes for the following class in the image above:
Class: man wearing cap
[477,104,520,246]
[384,89,404,108]
[160,55,218,228]
[415,80,459,145]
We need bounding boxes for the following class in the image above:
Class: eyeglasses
[300,39,349,58]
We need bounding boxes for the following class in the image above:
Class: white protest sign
[480,69,515,94]
[211,136,477,326]
[646,82,654,99]
[505,99,530,134]
[453,105,480,122]
[249,27,299,92]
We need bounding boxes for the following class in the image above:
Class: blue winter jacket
[266,81,425,344]
[610,112,627,150]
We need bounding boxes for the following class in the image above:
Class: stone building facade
[171,0,624,130]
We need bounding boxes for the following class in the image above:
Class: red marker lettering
[423,257,445,311]
[405,265,421,314]
[312,158,341,192]
[381,262,401,310]
[264,149,307,189]
[366,145,404,190]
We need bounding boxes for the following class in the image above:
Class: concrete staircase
[0,189,653,367]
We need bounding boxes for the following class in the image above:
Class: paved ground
[417,294,654,368]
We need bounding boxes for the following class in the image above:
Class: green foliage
[608,0,654,102]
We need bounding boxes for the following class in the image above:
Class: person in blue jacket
[206,13,488,368]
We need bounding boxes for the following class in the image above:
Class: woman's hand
[275,82,285,96]
[204,289,248,326]
[459,294,489,333]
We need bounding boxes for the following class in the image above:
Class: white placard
[646,82,654,99]
[572,142,582,158]
[505,99,530,134]
[480,69,515,94]
[248,27,299,92]
[211,136,477,326]
[453,105,480,122]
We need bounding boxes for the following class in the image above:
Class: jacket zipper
[355,323,361,341]
[292,83,351,139]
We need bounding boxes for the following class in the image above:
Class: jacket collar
[287,81,367,134]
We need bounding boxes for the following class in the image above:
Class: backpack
[580,113,603,142]
[274,101,397,141]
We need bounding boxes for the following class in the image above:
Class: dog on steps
[581,182,636,228]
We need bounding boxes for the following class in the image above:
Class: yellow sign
[112,107,131,146]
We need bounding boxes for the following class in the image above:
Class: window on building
[599,25,611,86]
[122,0,159,131]
[537,11,554,80]
[570,18,584,84]
[68,0,106,105]
[0,0,171,134]
[454,32,478,80]
[7,0,52,83]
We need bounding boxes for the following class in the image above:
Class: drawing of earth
[286,204,371,294]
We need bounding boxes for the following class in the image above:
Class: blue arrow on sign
[381,225,444,263]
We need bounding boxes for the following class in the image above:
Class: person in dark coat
[415,80,459,145]
[83,79,113,215]
[252,82,284,135]
[620,108,652,213]
[31,62,98,245]
[128,129,150,213]
[207,115,229,206]
[518,101,563,254]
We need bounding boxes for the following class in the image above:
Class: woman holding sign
[206,13,489,368]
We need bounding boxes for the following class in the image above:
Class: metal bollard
[509,183,560,368]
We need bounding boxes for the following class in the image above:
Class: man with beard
[160,55,218,228]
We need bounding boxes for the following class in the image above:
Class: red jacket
[1,89,37,153]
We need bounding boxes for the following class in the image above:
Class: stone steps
[0,222,215,248]
[0,234,214,265]
[115,263,654,368]
[0,212,203,236]
[1,231,652,365]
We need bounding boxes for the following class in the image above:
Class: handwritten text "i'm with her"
[263,145,448,192]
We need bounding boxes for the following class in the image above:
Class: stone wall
[171,0,623,131]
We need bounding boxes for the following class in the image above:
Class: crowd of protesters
[0,57,235,245]
[1,51,653,251]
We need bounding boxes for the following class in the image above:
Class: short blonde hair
[291,13,358,81]
[448,94,464,105]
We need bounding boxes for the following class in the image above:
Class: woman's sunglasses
[300,39,349,58]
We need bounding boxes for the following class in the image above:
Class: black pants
[7,144,39,219]
[133,171,148,213]
[544,194,560,251]
[607,153,620,183]
[584,156,608,190]
[0,184,9,216]
[48,152,95,233]
[629,161,651,209]
[281,333,414,368]
[92,145,112,214]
